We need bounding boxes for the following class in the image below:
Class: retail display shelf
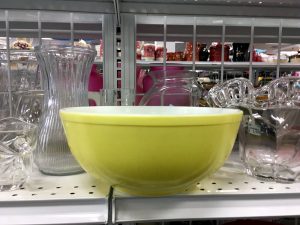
[137,61,221,68]
[113,155,300,223]
[119,0,300,18]
[136,61,287,69]
[0,169,109,225]
[2,155,300,224]
[279,63,300,69]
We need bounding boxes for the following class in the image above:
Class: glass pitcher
[34,45,96,175]
[139,70,202,106]
[208,77,300,183]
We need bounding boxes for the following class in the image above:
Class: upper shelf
[137,60,300,69]
[119,0,300,19]
[0,0,114,14]
[2,0,300,18]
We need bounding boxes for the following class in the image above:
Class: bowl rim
[60,106,242,126]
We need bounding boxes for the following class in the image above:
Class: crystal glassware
[34,45,96,175]
[0,117,37,191]
[0,50,42,120]
[0,51,41,91]
[139,70,202,106]
[14,90,44,124]
[208,77,300,183]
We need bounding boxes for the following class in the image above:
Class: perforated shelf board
[0,169,110,225]
[113,157,300,223]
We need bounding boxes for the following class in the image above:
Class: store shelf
[0,0,114,14]
[0,169,110,225]
[136,61,285,69]
[120,0,300,18]
[279,63,300,69]
[137,60,220,68]
[113,155,300,223]
[252,62,277,68]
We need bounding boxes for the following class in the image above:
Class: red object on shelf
[155,47,165,61]
[89,99,97,106]
[143,43,155,60]
[209,43,230,61]
[253,50,263,62]
[136,67,146,93]
[175,51,184,61]
[167,52,175,61]
[184,42,200,61]
[88,65,103,92]
[88,65,103,106]
[136,51,142,60]
[99,39,103,60]
[136,41,142,60]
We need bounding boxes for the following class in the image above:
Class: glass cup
[0,117,37,191]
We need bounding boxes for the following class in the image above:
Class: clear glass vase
[139,70,202,106]
[34,46,96,175]
[208,77,300,183]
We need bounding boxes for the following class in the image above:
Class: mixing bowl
[60,106,242,196]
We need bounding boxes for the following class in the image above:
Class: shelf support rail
[249,20,254,83]
[103,14,116,90]
[221,23,226,83]
[276,20,283,79]
[113,0,121,26]
[192,17,196,71]
[5,10,12,117]
[163,16,167,71]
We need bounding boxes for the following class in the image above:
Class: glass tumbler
[208,77,300,182]
[0,117,37,191]
[139,70,202,106]
[35,46,96,175]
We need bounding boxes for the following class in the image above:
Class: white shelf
[3,155,300,224]
[0,169,110,225]
[113,154,300,223]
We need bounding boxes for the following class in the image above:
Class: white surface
[2,155,300,223]
[113,154,300,222]
[0,169,109,225]
[60,106,241,116]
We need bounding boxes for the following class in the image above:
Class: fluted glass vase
[34,46,96,175]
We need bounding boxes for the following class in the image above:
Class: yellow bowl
[60,106,242,196]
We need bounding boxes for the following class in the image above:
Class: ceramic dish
[60,106,242,196]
